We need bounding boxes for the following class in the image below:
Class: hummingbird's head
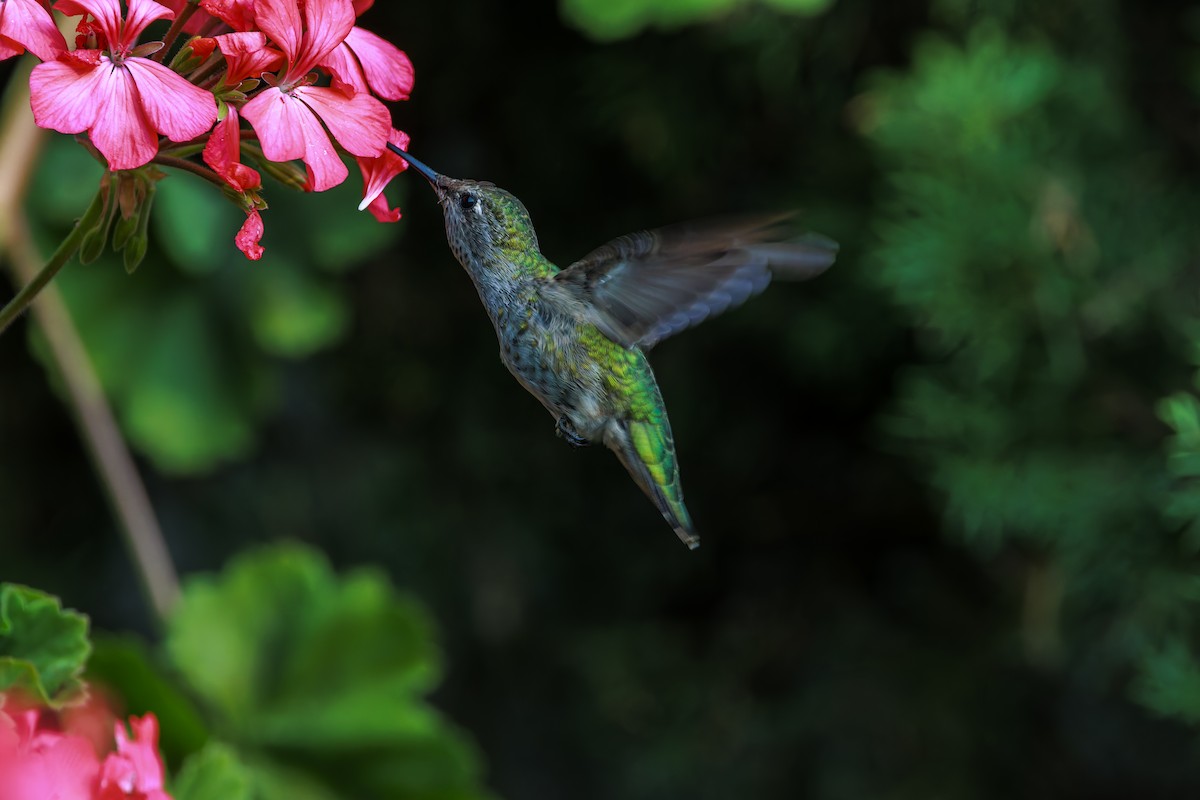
[388,145,539,277]
[436,178,538,269]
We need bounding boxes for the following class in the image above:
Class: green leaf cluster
[151,544,488,800]
[0,583,90,708]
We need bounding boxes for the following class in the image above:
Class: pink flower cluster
[1,0,413,260]
[0,704,171,800]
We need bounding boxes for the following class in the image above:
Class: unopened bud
[256,157,308,191]
[78,180,117,264]
[123,184,156,274]
[170,36,217,73]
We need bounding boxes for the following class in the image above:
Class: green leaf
[243,759,344,800]
[165,544,490,799]
[173,743,253,800]
[0,584,91,707]
[154,173,242,276]
[117,293,258,473]
[1133,640,1200,725]
[247,266,350,358]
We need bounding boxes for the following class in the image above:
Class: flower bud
[122,184,156,274]
[170,36,217,73]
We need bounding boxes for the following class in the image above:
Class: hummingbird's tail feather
[607,418,700,550]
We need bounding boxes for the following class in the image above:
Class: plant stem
[7,214,181,621]
[154,1,201,63]
[152,153,228,189]
[0,189,103,336]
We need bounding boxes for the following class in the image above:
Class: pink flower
[29,0,217,170]
[357,128,409,223]
[0,708,100,800]
[0,0,66,61]
[0,702,175,800]
[95,716,170,800]
[203,105,260,191]
[235,209,264,260]
[203,105,267,259]
[240,0,389,192]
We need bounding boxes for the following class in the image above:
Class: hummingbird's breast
[491,285,619,438]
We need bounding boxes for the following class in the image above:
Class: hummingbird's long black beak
[387,142,440,186]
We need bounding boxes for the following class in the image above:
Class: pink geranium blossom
[203,104,267,259]
[29,0,217,170]
[0,703,174,800]
[240,0,389,192]
[95,716,170,800]
[357,128,409,223]
[0,708,100,800]
[0,0,66,61]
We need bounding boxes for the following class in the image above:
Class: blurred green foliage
[93,545,489,800]
[561,0,833,40]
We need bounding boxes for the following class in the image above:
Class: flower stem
[0,189,104,336]
[154,1,201,63]
[152,153,228,189]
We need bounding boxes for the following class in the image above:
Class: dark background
[5,0,1200,797]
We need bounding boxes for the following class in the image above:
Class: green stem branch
[0,189,104,336]
[154,1,201,63]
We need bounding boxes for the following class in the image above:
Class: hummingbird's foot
[555,416,590,447]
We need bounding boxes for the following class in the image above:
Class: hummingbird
[388,144,837,550]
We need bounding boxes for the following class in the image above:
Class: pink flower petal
[215,31,282,83]
[321,39,366,96]
[241,86,305,161]
[294,84,387,157]
[242,87,348,191]
[357,127,408,217]
[0,714,100,800]
[0,0,67,61]
[363,191,400,223]
[29,57,103,134]
[12,735,99,800]
[296,0,354,73]
[344,26,412,101]
[113,715,165,791]
[0,36,22,60]
[203,106,261,191]
[54,0,124,46]
[127,57,216,141]
[119,0,175,47]
[89,61,160,169]
[352,0,372,14]
[200,0,256,30]
[253,0,302,65]
[236,208,264,259]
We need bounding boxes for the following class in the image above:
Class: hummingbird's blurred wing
[553,215,837,349]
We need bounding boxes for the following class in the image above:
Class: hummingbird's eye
[459,192,477,210]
